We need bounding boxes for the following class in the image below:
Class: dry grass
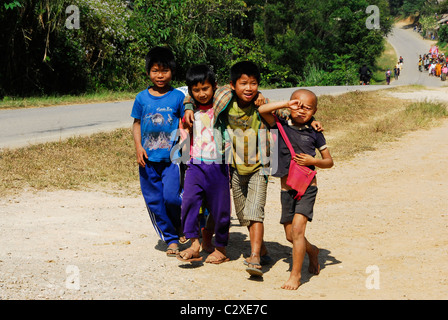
[1,90,447,196]
[317,90,448,160]
[0,128,139,196]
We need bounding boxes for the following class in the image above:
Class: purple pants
[181,162,231,247]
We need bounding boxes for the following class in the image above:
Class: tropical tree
[1,0,395,97]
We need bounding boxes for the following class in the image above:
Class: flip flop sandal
[243,255,272,266]
[179,236,190,245]
[205,251,230,264]
[166,248,179,257]
[177,248,203,263]
[246,263,263,277]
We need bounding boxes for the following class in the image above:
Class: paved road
[0,25,444,150]
[386,24,445,87]
[0,101,135,149]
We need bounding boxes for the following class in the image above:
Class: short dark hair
[230,61,260,84]
[145,46,176,74]
[186,64,216,95]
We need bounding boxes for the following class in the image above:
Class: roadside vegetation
[1,0,393,100]
[371,41,399,85]
[0,37,399,110]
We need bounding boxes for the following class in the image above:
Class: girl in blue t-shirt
[131,47,185,257]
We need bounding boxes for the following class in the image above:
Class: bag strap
[274,114,295,160]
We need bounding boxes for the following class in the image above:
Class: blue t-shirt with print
[131,87,185,162]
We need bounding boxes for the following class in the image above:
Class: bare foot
[308,245,320,275]
[281,275,301,290]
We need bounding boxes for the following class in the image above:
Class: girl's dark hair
[230,61,260,84]
[186,64,216,87]
[145,46,176,74]
[185,64,216,96]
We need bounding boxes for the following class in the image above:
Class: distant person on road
[386,69,391,85]
[441,64,447,81]
[424,55,430,71]
[435,62,442,77]
[429,61,436,76]
[359,64,372,85]
[395,62,401,78]
[131,46,186,258]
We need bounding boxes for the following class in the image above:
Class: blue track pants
[139,161,182,246]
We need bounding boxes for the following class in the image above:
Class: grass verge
[0,128,139,196]
[1,90,447,196]
[0,90,138,110]
[371,40,398,85]
[317,90,448,160]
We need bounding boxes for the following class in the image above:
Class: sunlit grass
[371,40,399,84]
[317,91,448,160]
[0,128,139,195]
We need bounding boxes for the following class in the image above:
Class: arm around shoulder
[258,100,291,126]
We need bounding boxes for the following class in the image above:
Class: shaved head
[290,89,318,109]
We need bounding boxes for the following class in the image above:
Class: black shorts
[280,185,318,224]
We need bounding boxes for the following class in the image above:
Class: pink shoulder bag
[274,115,316,200]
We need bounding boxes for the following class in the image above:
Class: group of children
[419,51,448,81]
[131,46,333,290]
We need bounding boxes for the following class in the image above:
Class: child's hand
[184,110,194,130]
[254,92,266,107]
[293,153,316,167]
[288,99,302,110]
[136,146,148,168]
[311,120,324,132]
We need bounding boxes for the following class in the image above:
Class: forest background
[1,0,448,99]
